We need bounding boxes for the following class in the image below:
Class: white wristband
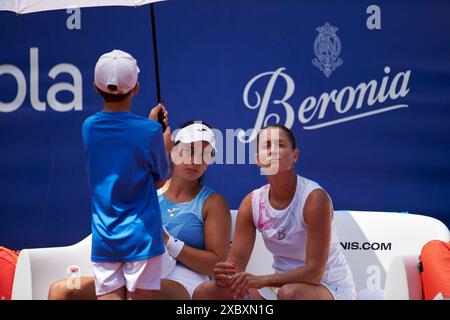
[166,235,184,258]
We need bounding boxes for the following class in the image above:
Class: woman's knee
[192,280,213,300]
[278,283,315,300]
[192,280,226,300]
[160,279,190,300]
[48,279,70,300]
[48,277,96,300]
[278,283,333,300]
[278,284,297,300]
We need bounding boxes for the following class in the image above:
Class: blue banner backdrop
[1,0,449,249]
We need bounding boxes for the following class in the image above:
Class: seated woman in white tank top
[193,124,356,300]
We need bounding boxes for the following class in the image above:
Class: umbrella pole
[150,3,161,103]
[150,3,166,132]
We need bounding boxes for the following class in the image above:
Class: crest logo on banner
[312,22,343,77]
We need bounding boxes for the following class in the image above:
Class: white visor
[174,122,216,150]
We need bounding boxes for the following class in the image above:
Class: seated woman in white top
[193,124,356,300]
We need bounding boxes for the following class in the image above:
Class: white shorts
[92,255,163,296]
[257,282,356,300]
[164,263,209,298]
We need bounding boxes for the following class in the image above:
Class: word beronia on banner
[239,67,411,143]
[0,48,82,113]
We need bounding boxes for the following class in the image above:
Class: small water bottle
[66,265,81,290]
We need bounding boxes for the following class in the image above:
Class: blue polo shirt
[82,111,170,262]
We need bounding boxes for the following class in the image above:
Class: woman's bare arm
[175,193,231,275]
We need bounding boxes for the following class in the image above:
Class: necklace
[167,207,179,218]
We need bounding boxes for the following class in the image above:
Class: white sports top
[251,175,355,290]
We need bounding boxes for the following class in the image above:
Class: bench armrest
[384,254,423,300]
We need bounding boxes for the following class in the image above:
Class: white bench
[12,211,449,300]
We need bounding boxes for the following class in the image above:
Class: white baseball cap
[174,122,216,150]
[94,49,140,95]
